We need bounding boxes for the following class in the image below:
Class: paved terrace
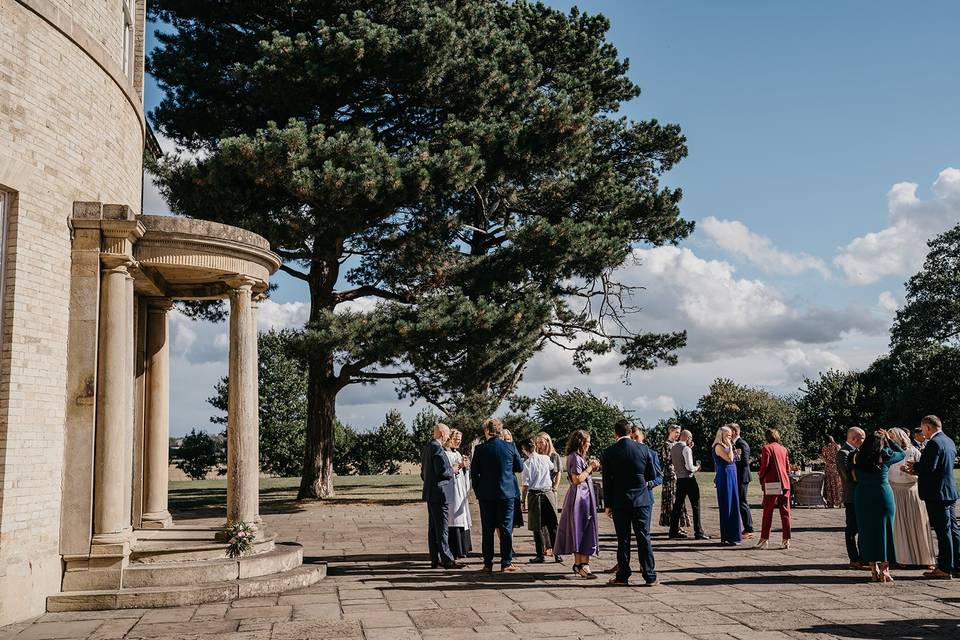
[3,493,960,640]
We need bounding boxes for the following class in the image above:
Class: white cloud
[630,395,676,412]
[257,299,308,331]
[700,217,832,278]
[835,168,960,284]
[623,246,886,360]
[878,291,899,313]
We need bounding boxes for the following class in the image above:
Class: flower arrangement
[224,521,256,558]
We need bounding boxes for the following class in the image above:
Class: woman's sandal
[577,565,598,579]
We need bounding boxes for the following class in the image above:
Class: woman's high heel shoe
[756,539,769,550]
[572,563,581,574]
[781,539,791,550]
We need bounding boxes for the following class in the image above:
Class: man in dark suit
[837,426,867,569]
[470,418,523,572]
[603,419,662,587]
[730,424,753,539]
[911,415,960,579]
[420,423,463,569]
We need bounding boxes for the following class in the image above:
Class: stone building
[0,0,320,626]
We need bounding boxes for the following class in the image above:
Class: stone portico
[50,204,323,610]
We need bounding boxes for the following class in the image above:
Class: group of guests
[421,414,960,586]
[835,416,960,582]
[661,424,792,549]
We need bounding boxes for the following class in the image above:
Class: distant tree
[795,370,873,461]
[859,345,960,442]
[409,409,441,460]
[333,421,358,476]
[535,388,628,456]
[692,379,799,467]
[148,0,691,498]
[210,330,306,477]
[891,224,960,351]
[175,429,221,480]
[376,410,411,475]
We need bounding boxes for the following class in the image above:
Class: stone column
[141,299,174,528]
[226,277,259,527]
[251,293,264,525]
[92,256,136,545]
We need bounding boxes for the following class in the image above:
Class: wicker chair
[792,472,827,508]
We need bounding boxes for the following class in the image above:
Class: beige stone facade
[0,0,145,625]
[0,0,305,626]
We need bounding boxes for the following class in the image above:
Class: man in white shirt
[522,444,557,564]
[668,430,709,540]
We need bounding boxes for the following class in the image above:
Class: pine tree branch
[279,264,310,281]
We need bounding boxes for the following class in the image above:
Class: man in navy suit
[470,418,523,572]
[421,423,463,569]
[602,419,663,586]
[730,424,754,539]
[911,415,960,579]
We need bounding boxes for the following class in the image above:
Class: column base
[140,511,174,529]
[61,535,131,591]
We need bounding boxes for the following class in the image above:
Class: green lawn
[170,470,960,518]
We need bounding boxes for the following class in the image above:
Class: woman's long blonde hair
[444,428,463,449]
[886,427,911,450]
[713,425,733,448]
[535,431,556,456]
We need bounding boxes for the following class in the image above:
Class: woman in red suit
[757,428,792,549]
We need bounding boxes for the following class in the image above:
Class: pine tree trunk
[298,350,337,499]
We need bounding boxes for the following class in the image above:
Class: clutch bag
[762,482,784,496]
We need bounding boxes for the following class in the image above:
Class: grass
[170,470,960,518]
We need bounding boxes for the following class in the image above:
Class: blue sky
[145,2,960,435]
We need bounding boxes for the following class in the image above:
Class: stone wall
[0,0,143,625]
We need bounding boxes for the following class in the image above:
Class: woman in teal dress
[851,429,905,583]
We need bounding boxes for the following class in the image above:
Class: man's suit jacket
[837,442,857,504]
[421,439,453,503]
[733,437,752,485]
[916,431,959,504]
[470,437,523,501]
[601,438,662,510]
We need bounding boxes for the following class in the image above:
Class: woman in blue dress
[852,429,905,583]
[713,425,742,546]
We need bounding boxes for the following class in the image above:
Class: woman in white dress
[886,428,936,568]
[444,429,473,558]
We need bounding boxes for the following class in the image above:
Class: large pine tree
[148,0,691,498]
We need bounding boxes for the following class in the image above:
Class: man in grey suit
[837,426,866,569]
[421,423,464,569]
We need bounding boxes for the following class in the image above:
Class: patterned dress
[659,440,691,528]
[821,443,844,508]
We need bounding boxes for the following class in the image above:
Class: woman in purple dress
[713,425,742,546]
[553,429,600,579]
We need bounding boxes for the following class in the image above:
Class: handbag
[762,446,786,496]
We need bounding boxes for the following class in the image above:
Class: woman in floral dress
[659,425,690,530]
[821,435,844,508]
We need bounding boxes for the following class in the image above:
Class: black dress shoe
[528,556,546,564]
[442,562,465,569]
[668,532,689,539]
[695,533,711,540]
[554,555,564,563]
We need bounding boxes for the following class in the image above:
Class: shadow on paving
[799,619,960,640]
[659,563,855,574]
[664,573,930,586]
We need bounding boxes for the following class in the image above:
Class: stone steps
[46,562,326,612]
[124,542,304,587]
[130,532,277,563]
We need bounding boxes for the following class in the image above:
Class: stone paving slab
[3,501,960,639]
